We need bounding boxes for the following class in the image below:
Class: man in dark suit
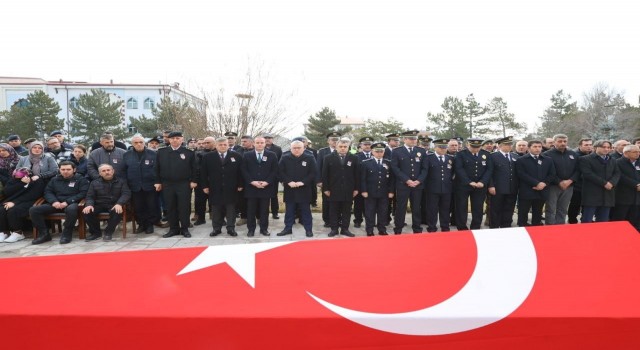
[360,142,394,236]
[278,140,317,237]
[353,136,374,228]
[200,137,244,237]
[383,133,400,223]
[264,134,283,219]
[322,139,359,237]
[580,140,620,223]
[316,132,341,227]
[567,138,593,224]
[155,131,198,238]
[390,130,428,234]
[424,139,454,232]
[612,145,640,231]
[487,136,519,228]
[241,136,278,237]
[192,136,216,226]
[515,140,556,226]
[454,138,493,230]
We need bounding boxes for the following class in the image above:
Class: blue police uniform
[360,157,395,235]
[390,146,428,233]
[424,153,454,232]
[454,148,493,230]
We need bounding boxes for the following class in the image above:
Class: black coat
[580,153,620,207]
[488,152,519,195]
[321,152,359,202]
[515,154,556,200]
[315,147,334,182]
[155,146,198,184]
[543,148,580,184]
[242,150,278,198]
[360,158,395,198]
[2,177,46,205]
[266,144,283,160]
[122,148,157,192]
[44,173,90,205]
[279,152,317,203]
[454,149,493,188]
[424,153,455,194]
[200,150,243,205]
[390,146,428,190]
[615,157,640,206]
[85,177,131,207]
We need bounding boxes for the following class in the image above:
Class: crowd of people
[0,128,639,245]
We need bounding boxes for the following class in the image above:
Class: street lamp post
[235,93,253,135]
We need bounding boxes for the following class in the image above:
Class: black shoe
[32,234,52,245]
[276,229,292,236]
[227,230,238,237]
[328,230,338,237]
[354,222,362,228]
[209,230,222,237]
[188,223,194,228]
[103,233,113,241]
[305,230,313,237]
[366,231,374,236]
[145,226,154,234]
[135,226,146,234]
[272,215,280,219]
[85,233,102,241]
[194,220,206,226]
[163,230,181,238]
[379,231,388,236]
[154,221,170,228]
[60,235,72,244]
[247,231,255,237]
[182,230,192,238]
[260,230,270,236]
[323,223,331,228]
[341,230,355,237]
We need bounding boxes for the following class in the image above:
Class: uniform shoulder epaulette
[362,158,374,163]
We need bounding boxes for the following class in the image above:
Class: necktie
[257,152,262,163]
[439,156,444,163]
[378,159,382,167]
[366,153,370,159]
[409,147,413,153]
[340,155,345,164]
[505,153,510,161]
[220,153,224,161]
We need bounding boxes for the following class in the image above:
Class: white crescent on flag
[307,227,538,335]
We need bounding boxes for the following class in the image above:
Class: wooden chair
[31,198,86,239]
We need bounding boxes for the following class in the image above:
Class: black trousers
[394,188,423,233]
[270,195,279,216]
[611,204,640,232]
[247,197,270,231]
[30,203,79,235]
[426,192,452,232]
[518,198,545,226]
[212,203,236,232]
[84,205,123,235]
[237,190,247,219]
[489,193,517,228]
[132,190,160,229]
[567,190,582,224]
[352,194,364,224]
[455,188,486,230]
[0,202,32,232]
[329,200,353,231]
[194,187,209,220]
[321,192,330,224]
[363,196,389,233]
[162,182,191,231]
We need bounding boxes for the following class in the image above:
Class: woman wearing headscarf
[0,143,20,186]
[0,167,46,243]
[16,141,59,183]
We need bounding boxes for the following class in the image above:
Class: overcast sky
[3,0,639,136]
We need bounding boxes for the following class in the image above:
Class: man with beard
[87,133,126,180]
[543,134,580,225]
[82,164,131,241]
[48,130,74,150]
[45,137,73,165]
[567,138,593,223]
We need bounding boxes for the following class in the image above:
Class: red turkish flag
[1,222,640,349]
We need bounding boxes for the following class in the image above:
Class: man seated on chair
[83,164,131,242]
[30,161,90,245]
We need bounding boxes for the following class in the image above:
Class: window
[69,97,78,109]
[144,98,154,109]
[127,98,138,109]
[12,98,29,108]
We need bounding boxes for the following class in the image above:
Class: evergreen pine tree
[70,89,125,145]
[304,107,341,147]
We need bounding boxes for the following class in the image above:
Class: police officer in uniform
[488,136,519,228]
[390,130,428,234]
[454,138,493,230]
[155,131,198,238]
[424,139,454,232]
[264,133,283,218]
[360,142,394,236]
[322,138,359,237]
[383,133,401,222]
[353,136,374,228]
[225,132,242,153]
[316,132,341,227]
